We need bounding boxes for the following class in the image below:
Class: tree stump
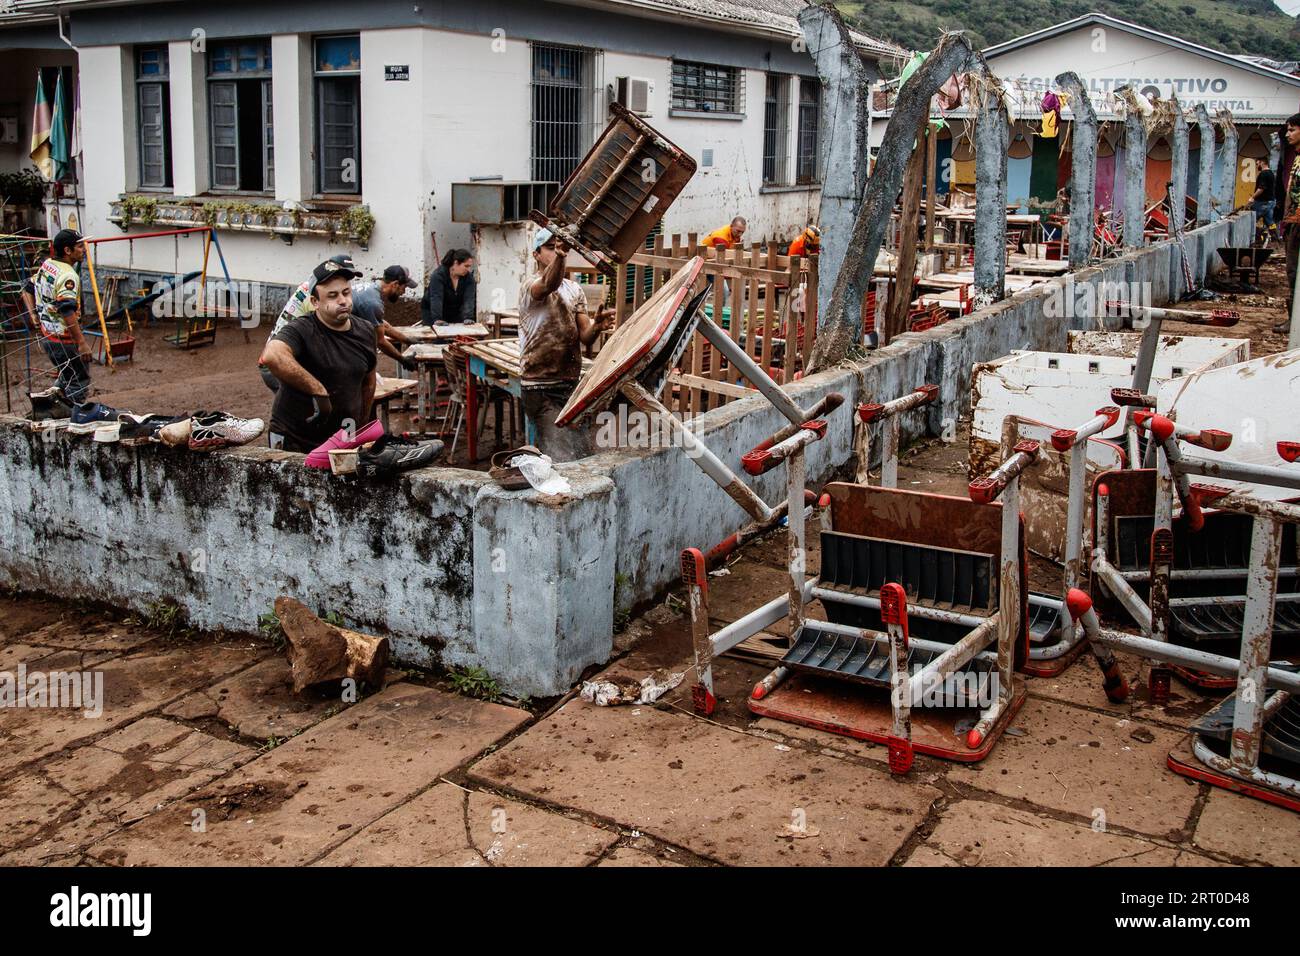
[274,596,390,694]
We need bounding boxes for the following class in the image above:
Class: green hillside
[838,0,1300,65]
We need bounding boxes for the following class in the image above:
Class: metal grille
[531,44,601,185]
[763,74,790,185]
[671,60,742,114]
[796,76,820,184]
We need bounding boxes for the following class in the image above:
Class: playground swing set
[81,225,234,367]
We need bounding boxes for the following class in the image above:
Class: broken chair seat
[749,484,1028,763]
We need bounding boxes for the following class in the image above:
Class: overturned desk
[461,338,593,463]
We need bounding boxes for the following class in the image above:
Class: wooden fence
[602,234,818,418]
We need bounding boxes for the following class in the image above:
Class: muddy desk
[461,338,593,463]
[372,374,419,430]
[400,343,447,424]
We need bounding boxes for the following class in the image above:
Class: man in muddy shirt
[517,228,612,461]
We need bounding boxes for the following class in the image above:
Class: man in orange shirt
[702,216,747,249]
[788,225,821,258]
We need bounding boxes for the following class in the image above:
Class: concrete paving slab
[0,769,101,864]
[947,698,1199,837]
[469,700,941,866]
[0,641,264,773]
[163,657,344,742]
[2,717,250,864]
[1191,790,1300,866]
[23,619,159,654]
[87,684,529,866]
[597,847,686,867]
[317,785,618,866]
[908,799,1181,867]
[1026,650,1216,729]
[313,784,480,866]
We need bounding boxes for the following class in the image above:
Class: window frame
[669,59,744,119]
[762,73,791,186]
[313,34,362,196]
[795,76,821,185]
[206,38,274,194]
[135,45,173,191]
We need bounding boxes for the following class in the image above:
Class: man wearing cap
[23,229,92,404]
[261,258,378,453]
[518,228,613,461]
[258,257,414,391]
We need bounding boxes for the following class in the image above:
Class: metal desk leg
[380,400,391,432]
[466,353,479,463]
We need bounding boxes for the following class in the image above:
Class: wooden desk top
[463,337,593,382]
[374,375,418,402]
[395,322,490,343]
[402,343,447,362]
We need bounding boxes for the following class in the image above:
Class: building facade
[1,0,896,310]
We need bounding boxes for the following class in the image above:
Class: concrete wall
[0,212,1249,696]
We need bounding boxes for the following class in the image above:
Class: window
[314,35,361,194]
[207,39,273,193]
[531,43,599,184]
[796,77,821,184]
[763,74,790,185]
[135,46,173,189]
[671,60,742,115]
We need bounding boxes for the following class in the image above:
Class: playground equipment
[82,226,233,365]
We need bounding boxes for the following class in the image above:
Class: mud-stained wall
[0,213,1249,695]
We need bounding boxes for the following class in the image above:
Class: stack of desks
[396,322,491,424]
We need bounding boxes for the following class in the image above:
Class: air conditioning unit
[614,76,654,116]
[0,116,18,146]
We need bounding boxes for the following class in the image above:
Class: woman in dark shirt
[420,248,477,326]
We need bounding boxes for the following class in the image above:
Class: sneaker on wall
[188,411,266,450]
[67,402,122,435]
[356,435,445,478]
[119,413,188,443]
[28,387,73,421]
[304,419,385,469]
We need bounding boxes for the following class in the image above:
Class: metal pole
[1232,515,1282,772]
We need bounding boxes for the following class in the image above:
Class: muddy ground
[3,248,1297,867]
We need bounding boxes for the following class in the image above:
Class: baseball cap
[531,228,555,253]
[52,229,83,254]
[311,256,361,292]
[382,265,417,289]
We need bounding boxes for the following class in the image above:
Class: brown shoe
[490,445,542,490]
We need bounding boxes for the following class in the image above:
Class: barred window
[671,60,742,115]
[796,77,821,184]
[763,74,790,185]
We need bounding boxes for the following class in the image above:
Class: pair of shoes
[67,402,121,435]
[356,435,445,478]
[188,411,266,450]
[29,387,73,421]
[304,419,385,468]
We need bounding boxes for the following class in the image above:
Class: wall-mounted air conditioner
[0,116,19,145]
[614,76,654,117]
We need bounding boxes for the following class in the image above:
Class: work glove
[306,393,334,425]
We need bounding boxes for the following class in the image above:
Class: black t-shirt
[1256,168,1275,200]
[270,313,377,452]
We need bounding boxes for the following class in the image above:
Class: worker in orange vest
[788,225,821,258]
[701,216,747,249]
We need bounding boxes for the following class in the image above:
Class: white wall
[80,24,824,298]
[987,27,1300,122]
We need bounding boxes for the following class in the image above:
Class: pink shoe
[304,419,384,468]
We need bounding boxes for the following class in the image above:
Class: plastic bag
[509,452,572,495]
